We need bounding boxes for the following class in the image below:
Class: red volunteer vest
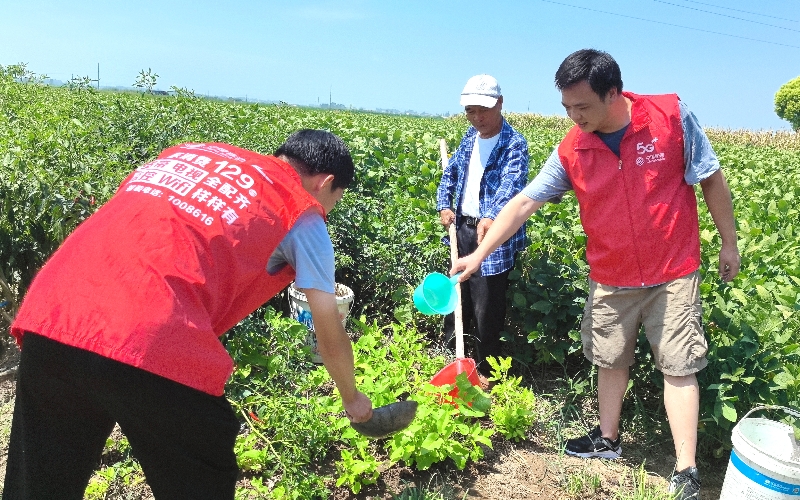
[12,143,324,395]
[558,92,701,287]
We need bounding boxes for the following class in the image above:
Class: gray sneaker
[564,425,622,459]
[668,466,701,500]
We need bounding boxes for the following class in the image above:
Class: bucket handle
[737,406,800,461]
[739,405,800,423]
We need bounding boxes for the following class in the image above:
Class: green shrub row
[1,66,799,464]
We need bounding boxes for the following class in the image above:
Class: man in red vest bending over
[451,50,739,500]
[5,130,373,499]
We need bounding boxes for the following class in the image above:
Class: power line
[672,0,799,24]
[654,0,800,33]
[536,0,800,49]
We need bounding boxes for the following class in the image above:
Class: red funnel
[430,358,480,405]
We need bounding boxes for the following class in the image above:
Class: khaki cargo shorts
[580,271,708,376]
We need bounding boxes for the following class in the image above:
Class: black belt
[462,216,480,227]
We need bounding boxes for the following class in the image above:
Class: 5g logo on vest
[636,139,657,155]
[635,138,664,166]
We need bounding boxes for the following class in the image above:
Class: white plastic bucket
[287,282,354,363]
[719,405,800,499]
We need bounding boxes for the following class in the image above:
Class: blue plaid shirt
[437,119,529,275]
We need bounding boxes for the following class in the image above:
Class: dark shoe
[564,425,622,459]
[668,466,701,499]
[477,373,494,391]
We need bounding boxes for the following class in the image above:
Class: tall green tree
[775,76,800,131]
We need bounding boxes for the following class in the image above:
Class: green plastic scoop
[413,272,462,315]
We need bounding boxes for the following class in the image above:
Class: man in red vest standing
[4,130,373,499]
[451,49,739,500]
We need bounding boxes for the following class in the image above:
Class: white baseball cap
[460,74,501,108]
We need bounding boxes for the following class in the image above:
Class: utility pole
[88,63,100,89]
[329,86,332,109]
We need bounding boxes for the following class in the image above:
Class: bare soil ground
[0,339,21,494]
[0,340,729,499]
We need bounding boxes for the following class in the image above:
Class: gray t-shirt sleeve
[681,100,720,185]
[267,209,335,293]
[522,147,573,203]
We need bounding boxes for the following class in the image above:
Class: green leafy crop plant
[2,67,800,495]
[694,143,800,452]
[222,310,502,497]
[485,356,537,441]
[329,319,494,488]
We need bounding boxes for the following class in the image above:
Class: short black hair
[274,129,355,189]
[555,49,623,99]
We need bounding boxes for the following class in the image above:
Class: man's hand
[439,208,455,227]
[343,390,373,423]
[476,218,493,244]
[448,194,545,282]
[719,245,740,282]
[450,253,482,283]
[700,170,739,283]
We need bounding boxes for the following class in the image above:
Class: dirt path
[0,341,20,490]
[324,425,729,499]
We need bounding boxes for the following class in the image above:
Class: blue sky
[1,0,798,130]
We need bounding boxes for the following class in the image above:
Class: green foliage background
[2,65,800,495]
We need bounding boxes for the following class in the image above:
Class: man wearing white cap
[436,74,529,388]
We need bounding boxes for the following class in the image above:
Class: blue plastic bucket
[288,282,354,363]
